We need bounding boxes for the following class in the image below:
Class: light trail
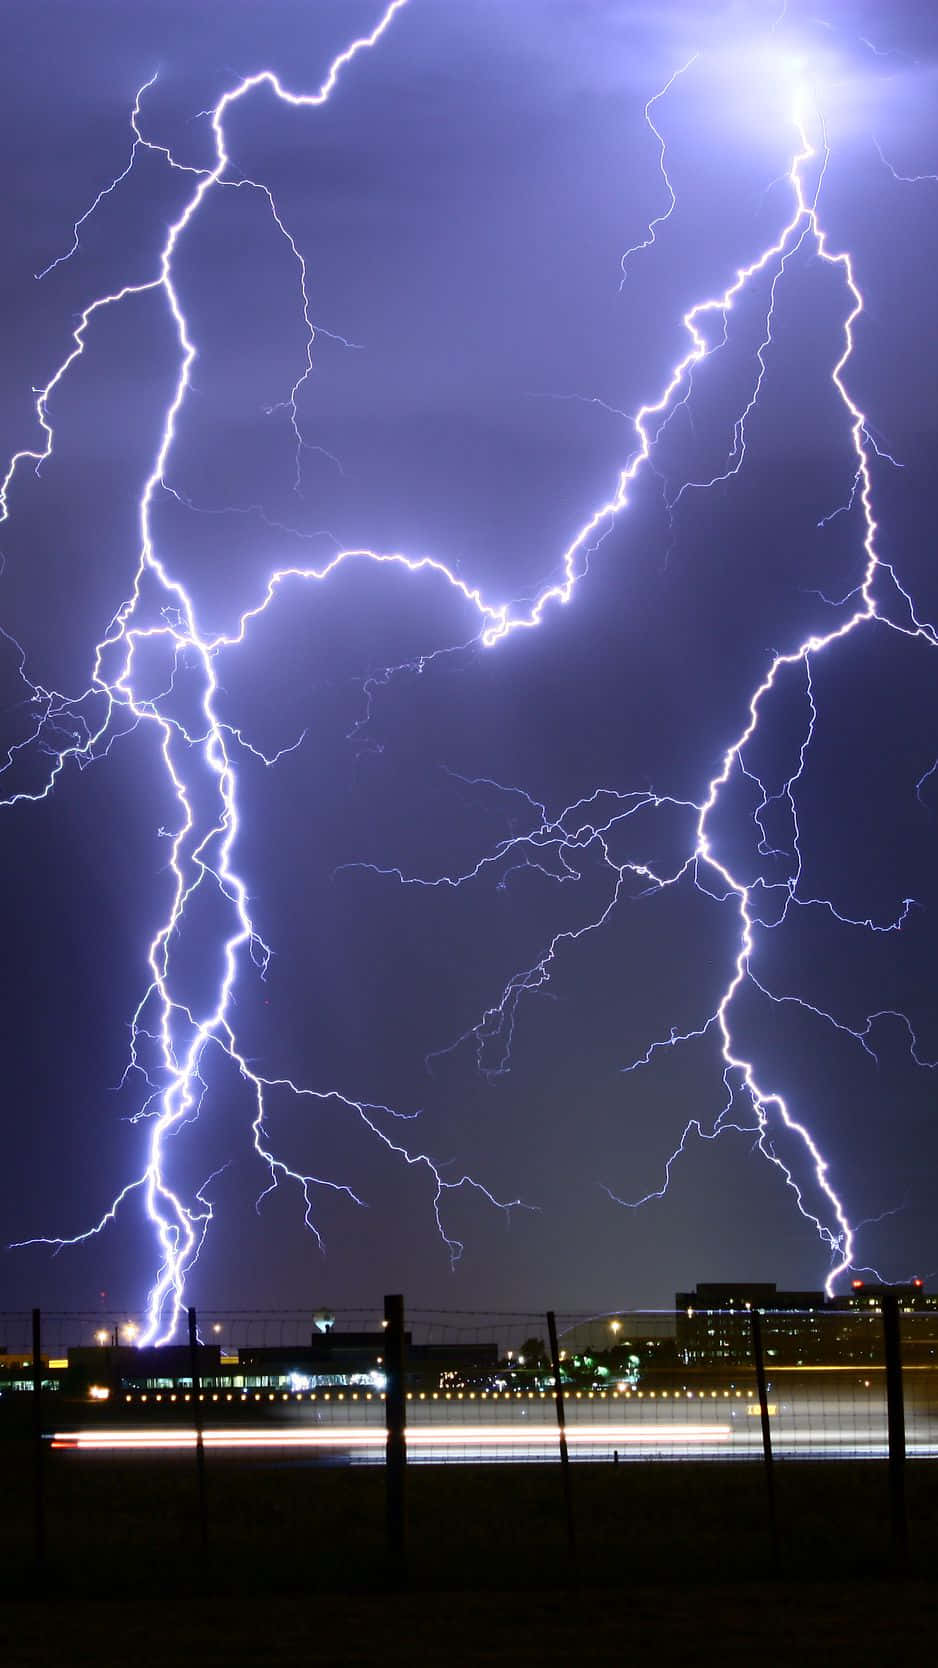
[0,8,934,1331]
[52,1422,731,1452]
[47,1424,938,1463]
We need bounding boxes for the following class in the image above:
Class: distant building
[66,1343,221,1391]
[411,1339,500,1390]
[238,1332,387,1390]
[828,1278,938,1314]
[675,1279,938,1367]
[59,1330,498,1394]
[826,1279,938,1364]
[675,1283,825,1366]
[0,1350,56,1391]
[239,1331,499,1391]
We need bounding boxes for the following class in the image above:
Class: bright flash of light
[339,83,936,1294]
[1,4,934,1334]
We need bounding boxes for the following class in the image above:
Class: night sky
[1,0,937,1326]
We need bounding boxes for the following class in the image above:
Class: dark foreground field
[1,1451,936,1663]
[3,1583,938,1668]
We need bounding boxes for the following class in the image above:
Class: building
[57,1330,499,1394]
[0,1350,58,1391]
[238,1332,500,1391]
[826,1280,938,1364]
[675,1279,938,1367]
[65,1343,222,1392]
[237,1332,387,1390]
[675,1283,825,1366]
[829,1279,938,1313]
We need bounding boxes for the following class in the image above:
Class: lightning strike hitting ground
[339,81,937,1293]
[1,5,934,1334]
[1,0,527,1345]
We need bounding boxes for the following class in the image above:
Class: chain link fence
[1,1295,935,1591]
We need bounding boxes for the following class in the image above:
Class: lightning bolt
[337,83,937,1295]
[872,136,938,187]
[1,11,934,1333]
[3,0,526,1344]
[619,54,698,286]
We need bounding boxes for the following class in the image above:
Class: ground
[2,1447,936,1663]
[4,1585,938,1667]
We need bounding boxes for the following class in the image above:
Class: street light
[122,1321,139,1343]
[609,1319,622,1337]
[95,1330,109,1346]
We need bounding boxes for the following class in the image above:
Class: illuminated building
[60,1331,498,1393]
[65,1343,221,1392]
[675,1283,825,1366]
[676,1280,938,1367]
[826,1280,938,1364]
[238,1332,499,1391]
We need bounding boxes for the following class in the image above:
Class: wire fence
[1,1295,935,1590]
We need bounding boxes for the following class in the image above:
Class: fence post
[881,1293,908,1566]
[187,1306,208,1553]
[384,1293,406,1583]
[31,1308,45,1574]
[749,1307,778,1563]
[546,1310,576,1564]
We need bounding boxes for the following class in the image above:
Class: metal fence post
[187,1306,208,1552]
[546,1310,576,1563]
[384,1293,406,1582]
[750,1307,779,1563]
[881,1293,908,1566]
[31,1308,45,1574]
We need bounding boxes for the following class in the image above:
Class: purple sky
[0,0,936,1327]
